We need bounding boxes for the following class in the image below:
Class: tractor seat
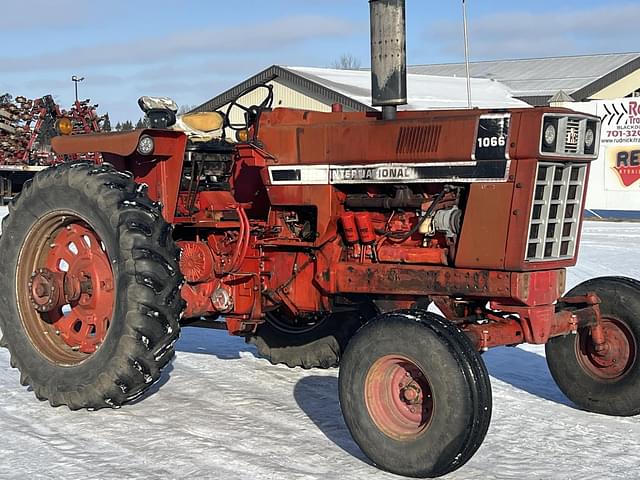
[174,111,225,142]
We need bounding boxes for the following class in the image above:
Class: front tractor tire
[339,310,492,478]
[546,277,640,416]
[0,162,183,410]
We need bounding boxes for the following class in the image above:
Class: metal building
[408,53,640,106]
[192,64,527,128]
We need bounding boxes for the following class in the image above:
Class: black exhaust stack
[369,0,407,120]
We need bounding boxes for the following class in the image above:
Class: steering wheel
[224,83,274,133]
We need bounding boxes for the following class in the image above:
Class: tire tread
[0,161,184,410]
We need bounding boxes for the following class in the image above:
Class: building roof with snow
[288,66,527,110]
[408,53,640,106]
[192,64,528,116]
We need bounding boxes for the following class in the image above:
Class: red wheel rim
[17,211,115,365]
[364,355,434,441]
[576,317,637,381]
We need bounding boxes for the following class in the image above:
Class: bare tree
[178,104,197,115]
[331,53,362,70]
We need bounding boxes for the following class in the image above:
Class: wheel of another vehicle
[339,310,492,478]
[247,306,375,369]
[546,276,640,416]
[0,162,183,410]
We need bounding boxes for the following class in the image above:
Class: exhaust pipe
[369,0,407,120]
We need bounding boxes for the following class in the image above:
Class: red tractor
[0,1,638,478]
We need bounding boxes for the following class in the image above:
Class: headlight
[541,117,559,153]
[137,135,154,155]
[584,120,599,155]
[584,128,595,148]
[544,124,557,146]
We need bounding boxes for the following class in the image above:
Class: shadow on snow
[482,346,572,407]
[293,375,370,464]
[171,325,576,460]
[176,326,257,360]
[175,327,572,408]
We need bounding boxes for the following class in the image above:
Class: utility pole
[462,0,472,108]
[71,75,85,103]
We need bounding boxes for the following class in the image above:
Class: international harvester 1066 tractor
[0,1,638,478]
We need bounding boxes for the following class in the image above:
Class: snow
[0,207,639,479]
[286,66,529,110]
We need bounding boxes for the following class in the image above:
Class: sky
[0,0,638,123]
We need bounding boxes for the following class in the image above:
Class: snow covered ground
[0,207,639,479]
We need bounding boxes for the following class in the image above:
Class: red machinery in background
[0,94,105,202]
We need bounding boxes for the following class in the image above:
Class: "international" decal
[268,161,510,186]
[331,166,418,182]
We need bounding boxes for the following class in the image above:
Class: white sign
[600,100,640,145]
[599,100,640,191]
[553,99,640,216]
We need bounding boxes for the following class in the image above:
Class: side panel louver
[396,125,441,155]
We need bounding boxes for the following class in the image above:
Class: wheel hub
[578,317,637,380]
[18,215,115,362]
[400,382,422,404]
[29,268,65,313]
[28,268,95,313]
[365,355,434,441]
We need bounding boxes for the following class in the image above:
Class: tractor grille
[540,114,600,158]
[563,118,582,154]
[526,162,587,262]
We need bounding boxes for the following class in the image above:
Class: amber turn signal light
[236,129,249,142]
[55,117,73,135]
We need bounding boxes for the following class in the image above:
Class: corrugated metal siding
[408,53,640,99]
[589,69,640,99]
[191,65,374,116]
[269,81,333,112]
[515,95,552,106]
[218,80,332,137]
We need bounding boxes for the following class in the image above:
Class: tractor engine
[337,184,462,266]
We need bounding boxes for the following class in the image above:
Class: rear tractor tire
[0,162,183,410]
[546,276,640,416]
[247,308,372,369]
[339,310,492,478]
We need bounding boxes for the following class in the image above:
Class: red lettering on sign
[613,149,640,187]
[630,101,639,117]
[614,166,640,187]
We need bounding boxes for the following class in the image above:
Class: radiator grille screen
[563,118,582,154]
[526,162,587,262]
